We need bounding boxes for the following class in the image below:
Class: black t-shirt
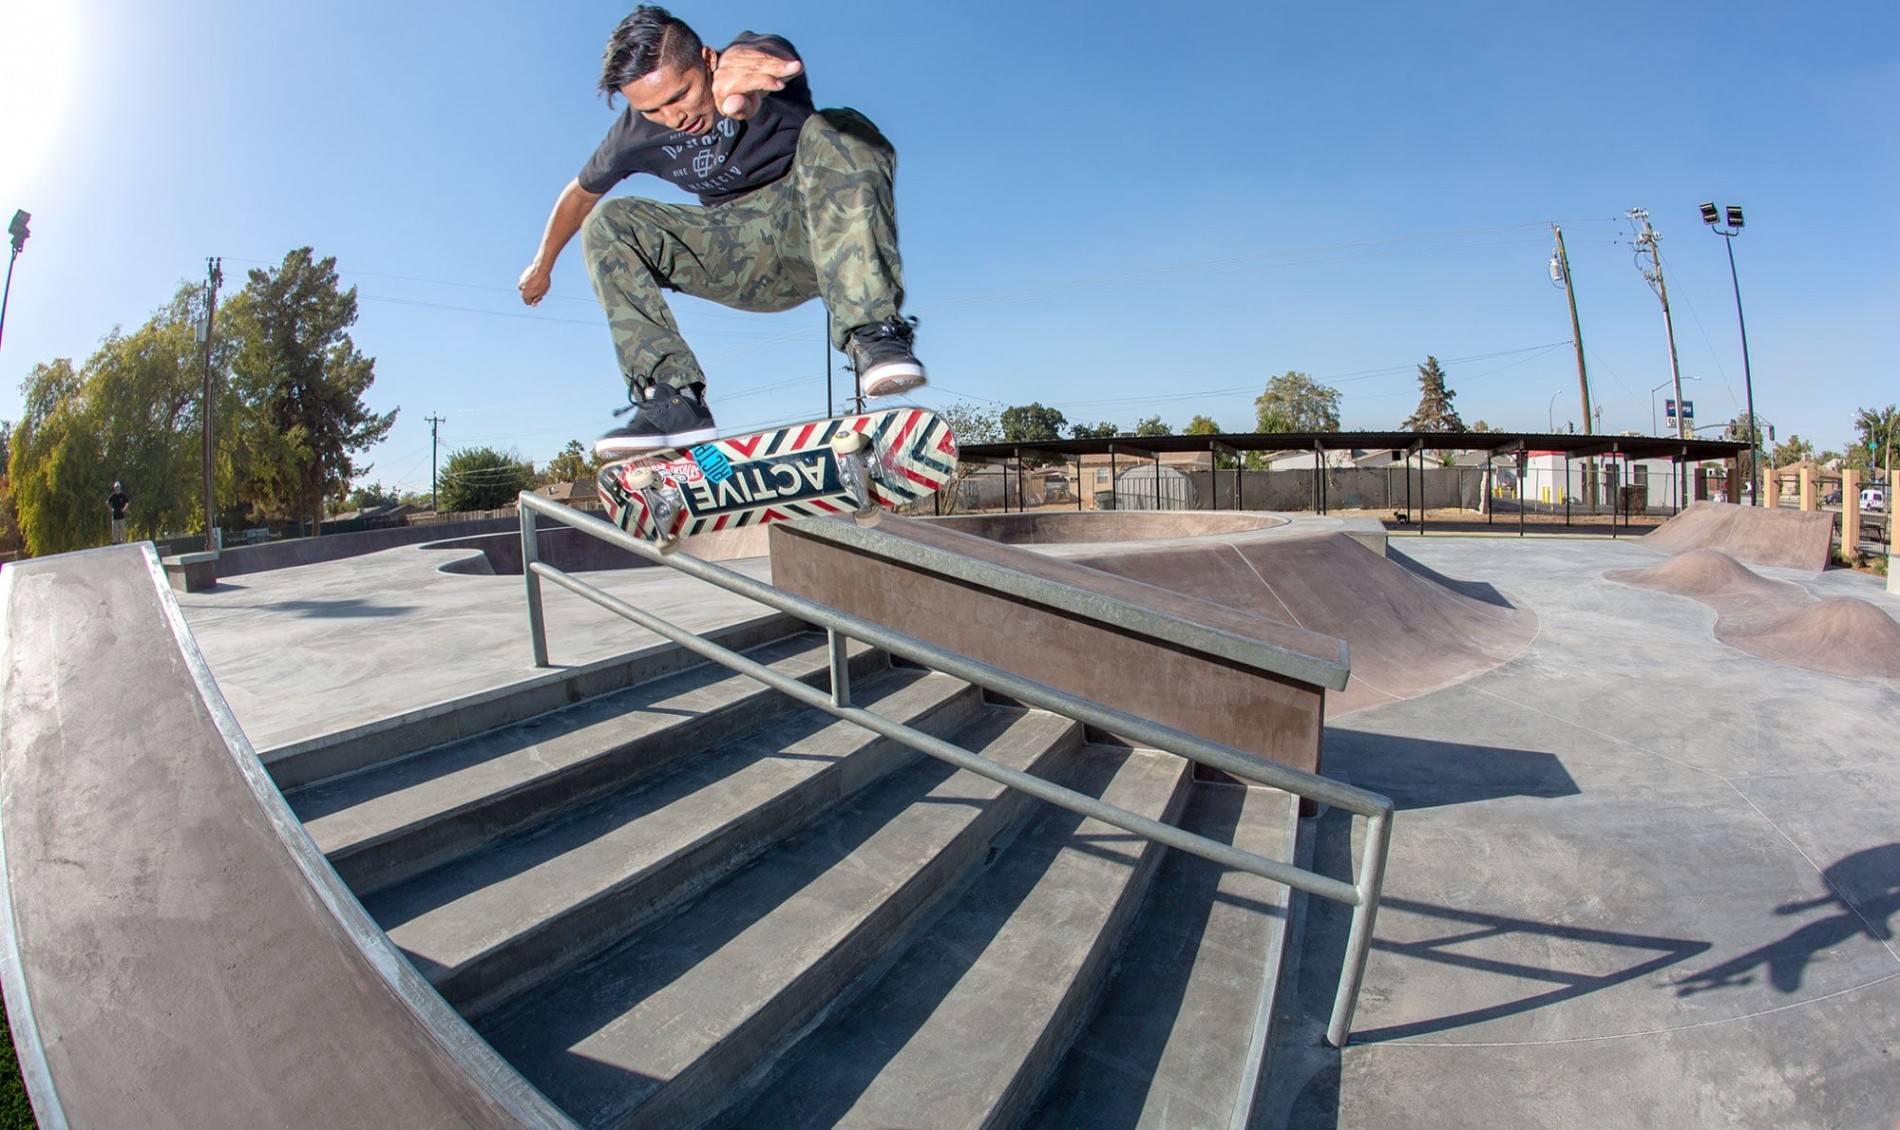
[578,33,813,205]
[108,492,129,519]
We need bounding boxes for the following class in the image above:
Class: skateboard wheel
[830,431,869,455]
[854,506,883,528]
[625,467,656,491]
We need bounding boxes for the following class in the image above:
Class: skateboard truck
[621,466,685,553]
[829,431,883,526]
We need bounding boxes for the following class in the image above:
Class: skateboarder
[519,5,927,458]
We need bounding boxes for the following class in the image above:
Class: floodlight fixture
[7,210,27,255]
[1726,205,1744,230]
[1699,201,1720,226]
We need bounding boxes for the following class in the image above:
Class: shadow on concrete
[255,598,421,619]
[1322,730,1580,811]
[1277,808,1712,1128]
[1385,546,1518,610]
[1675,843,1900,997]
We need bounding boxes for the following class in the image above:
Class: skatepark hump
[1642,500,1834,572]
[1059,531,1539,716]
[1609,547,1900,683]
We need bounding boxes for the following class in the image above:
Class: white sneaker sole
[859,361,928,399]
[594,424,719,459]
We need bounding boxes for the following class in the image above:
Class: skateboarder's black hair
[599,5,704,104]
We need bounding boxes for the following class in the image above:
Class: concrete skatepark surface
[20,509,1900,1126]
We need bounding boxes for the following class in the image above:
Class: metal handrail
[517,493,1393,1057]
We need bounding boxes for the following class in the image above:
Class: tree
[1000,403,1069,469]
[1254,371,1341,433]
[540,439,598,487]
[1000,402,1067,444]
[1133,415,1170,437]
[1771,434,1815,468]
[1402,356,1466,433]
[1069,421,1119,439]
[1723,413,1771,486]
[342,481,397,512]
[930,401,1001,515]
[225,248,397,533]
[1184,415,1220,436]
[1851,405,1898,478]
[439,446,535,512]
[8,281,227,554]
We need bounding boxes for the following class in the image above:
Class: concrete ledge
[768,517,1348,775]
[159,549,219,592]
[0,545,574,1128]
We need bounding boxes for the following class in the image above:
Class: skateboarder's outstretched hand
[711,46,802,121]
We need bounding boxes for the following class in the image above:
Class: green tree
[8,359,99,555]
[938,400,1001,445]
[1000,402,1067,443]
[1184,415,1220,436]
[1402,356,1466,433]
[439,446,535,513]
[1851,405,1898,478]
[225,248,397,533]
[1069,421,1119,439]
[1254,371,1341,433]
[1770,434,1815,468]
[1133,415,1170,437]
[540,439,598,486]
[341,481,397,511]
[1723,413,1771,485]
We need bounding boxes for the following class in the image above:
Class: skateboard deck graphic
[597,407,959,550]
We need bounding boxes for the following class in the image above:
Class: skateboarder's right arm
[519,178,604,307]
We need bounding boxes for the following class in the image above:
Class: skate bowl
[1642,500,1834,572]
[1608,548,1900,682]
[1059,532,1539,717]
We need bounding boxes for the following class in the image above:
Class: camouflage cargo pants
[581,108,905,395]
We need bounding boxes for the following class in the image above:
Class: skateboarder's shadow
[1675,842,1900,997]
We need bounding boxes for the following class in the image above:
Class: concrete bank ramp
[1642,500,1835,572]
[0,546,570,1128]
[1608,548,1900,683]
[1061,532,1538,717]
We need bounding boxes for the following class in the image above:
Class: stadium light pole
[1701,202,1758,505]
[0,210,30,354]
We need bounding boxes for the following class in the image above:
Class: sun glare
[0,0,80,194]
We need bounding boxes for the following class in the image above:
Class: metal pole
[0,210,29,354]
[200,258,223,553]
[1722,235,1760,506]
[0,248,19,354]
[521,502,548,667]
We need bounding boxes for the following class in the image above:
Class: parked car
[1862,487,1886,512]
[1822,488,1843,506]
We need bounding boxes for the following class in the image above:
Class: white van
[1863,487,1886,512]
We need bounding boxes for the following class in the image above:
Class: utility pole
[200,257,224,552]
[1550,224,1597,511]
[426,414,446,511]
[1629,210,1686,439]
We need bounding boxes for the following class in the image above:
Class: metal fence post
[828,628,851,707]
[521,499,549,667]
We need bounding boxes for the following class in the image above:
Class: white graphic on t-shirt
[717,118,739,139]
[692,147,727,178]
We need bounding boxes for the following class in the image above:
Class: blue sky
[2,0,1895,495]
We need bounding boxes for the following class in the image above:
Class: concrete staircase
[283,624,1300,1128]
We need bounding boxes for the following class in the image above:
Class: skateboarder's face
[621,46,718,136]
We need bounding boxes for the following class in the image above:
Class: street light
[1701,201,1759,505]
[0,209,30,354]
[1651,374,1701,437]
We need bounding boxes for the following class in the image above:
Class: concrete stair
[286,627,1303,1128]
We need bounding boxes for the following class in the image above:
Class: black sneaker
[593,382,718,457]
[845,316,928,398]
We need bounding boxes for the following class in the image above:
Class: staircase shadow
[1322,729,1580,811]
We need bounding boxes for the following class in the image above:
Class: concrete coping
[786,517,1352,692]
[160,550,220,566]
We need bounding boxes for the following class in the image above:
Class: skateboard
[597,407,959,551]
